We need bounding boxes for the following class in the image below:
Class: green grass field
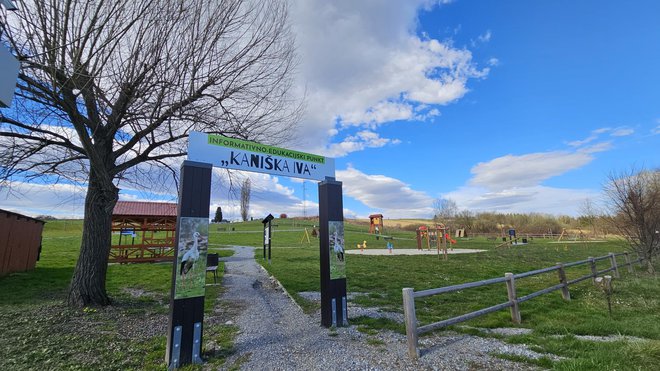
[1,217,658,370]
[0,219,235,370]
[218,218,660,370]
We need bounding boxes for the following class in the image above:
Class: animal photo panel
[328,221,346,279]
[174,217,209,299]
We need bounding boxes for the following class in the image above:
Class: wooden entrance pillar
[166,161,212,369]
[319,177,348,327]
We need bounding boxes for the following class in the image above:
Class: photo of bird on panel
[174,217,209,299]
[328,221,346,280]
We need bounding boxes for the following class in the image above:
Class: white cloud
[340,101,415,127]
[326,131,401,157]
[0,181,86,218]
[478,30,492,43]
[336,165,434,218]
[289,0,488,156]
[469,151,594,191]
[579,141,613,154]
[652,125,660,135]
[445,185,599,215]
[593,127,611,134]
[445,130,625,215]
[566,126,633,149]
[610,127,634,137]
[567,134,599,147]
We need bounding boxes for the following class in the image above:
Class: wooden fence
[402,252,643,358]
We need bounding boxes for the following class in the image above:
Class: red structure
[369,214,383,234]
[109,201,177,263]
[0,209,45,276]
[416,225,430,250]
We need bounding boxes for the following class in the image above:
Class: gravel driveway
[218,246,550,370]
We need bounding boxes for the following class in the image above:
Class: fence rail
[402,252,643,358]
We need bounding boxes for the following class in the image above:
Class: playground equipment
[496,228,529,248]
[369,214,383,235]
[300,228,311,244]
[434,224,456,260]
[416,226,430,250]
[558,227,586,242]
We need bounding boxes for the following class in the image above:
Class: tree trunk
[646,258,656,274]
[67,171,119,307]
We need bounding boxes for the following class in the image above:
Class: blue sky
[2,0,659,220]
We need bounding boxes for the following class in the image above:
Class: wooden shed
[109,201,178,263]
[0,209,45,276]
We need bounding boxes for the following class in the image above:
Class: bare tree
[0,0,301,306]
[604,168,660,273]
[578,198,600,236]
[456,209,474,230]
[433,198,458,223]
[240,178,251,222]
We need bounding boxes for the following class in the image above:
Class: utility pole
[302,181,307,218]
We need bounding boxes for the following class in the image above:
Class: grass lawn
[0,219,235,370]
[219,218,660,370]
[2,217,659,370]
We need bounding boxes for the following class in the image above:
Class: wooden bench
[206,253,219,284]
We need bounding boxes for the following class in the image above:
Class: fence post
[609,253,620,278]
[504,273,521,324]
[556,263,571,301]
[588,257,597,284]
[623,252,633,273]
[402,288,420,359]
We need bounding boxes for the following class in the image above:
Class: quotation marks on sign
[224,151,317,176]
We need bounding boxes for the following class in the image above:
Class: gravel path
[218,246,550,370]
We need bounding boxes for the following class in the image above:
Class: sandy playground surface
[345,248,486,256]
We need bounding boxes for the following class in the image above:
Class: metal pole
[268,221,272,264]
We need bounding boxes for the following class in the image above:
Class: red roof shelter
[109,201,178,263]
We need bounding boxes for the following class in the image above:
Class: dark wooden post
[556,263,571,301]
[609,253,620,278]
[319,177,348,327]
[262,214,274,263]
[166,161,212,369]
[588,257,597,284]
[623,252,633,273]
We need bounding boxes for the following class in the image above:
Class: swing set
[416,225,456,260]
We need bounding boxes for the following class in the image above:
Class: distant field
[346,218,434,229]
